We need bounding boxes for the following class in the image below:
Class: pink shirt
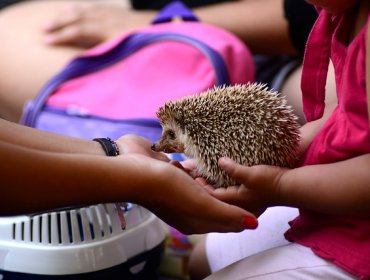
[285,7,370,280]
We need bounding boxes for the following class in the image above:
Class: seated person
[0,0,318,123]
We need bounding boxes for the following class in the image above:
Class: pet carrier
[0,203,166,279]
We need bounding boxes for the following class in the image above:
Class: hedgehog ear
[156,108,162,119]
[156,107,165,121]
[157,105,171,122]
[157,103,176,124]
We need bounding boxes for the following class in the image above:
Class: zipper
[22,32,230,127]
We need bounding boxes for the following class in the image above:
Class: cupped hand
[206,157,288,215]
[116,134,170,162]
[42,2,153,47]
[126,154,258,234]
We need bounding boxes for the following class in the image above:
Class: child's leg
[282,60,337,125]
[204,243,357,280]
[188,206,299,280]
[0,0,84,122]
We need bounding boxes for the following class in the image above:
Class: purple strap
[152,1,199,24]
[22,32,230,127]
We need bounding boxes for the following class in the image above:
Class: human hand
[169,159,198,176]
[116,134,170,162]
[128,155,258,234]
[206,157,288,216]
[42,2,153,47]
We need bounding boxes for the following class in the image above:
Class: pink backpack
[22,1,254,143]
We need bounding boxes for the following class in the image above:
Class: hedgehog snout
[151,138,185,153]
[151,142,178,153]
[151,141,170,153]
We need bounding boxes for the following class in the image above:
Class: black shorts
[254,55,301,91]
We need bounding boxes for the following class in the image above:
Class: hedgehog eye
[168,130,176,140]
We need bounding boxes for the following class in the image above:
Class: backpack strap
[151,1,199,24]
[366,15,370,125]
[21,32,230,127]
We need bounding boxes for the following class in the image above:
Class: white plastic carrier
[0,203,166,279]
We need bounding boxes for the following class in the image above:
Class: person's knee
[280,65,306,124]
[281,60,337,126]
[188,236,212,280]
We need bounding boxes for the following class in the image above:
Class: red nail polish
[242,216,258,229]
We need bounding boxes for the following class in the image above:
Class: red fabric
[286,7,370,280]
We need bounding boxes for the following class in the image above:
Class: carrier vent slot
[56,212,62,244]
[10,203,122,244]
[21,222,25,241]
[12,223,15,240]
[30,218,34,242]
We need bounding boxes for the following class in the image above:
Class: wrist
[129,156,169,205]
[271,168,292,207]
[91,138,123,228]
[92,140,108,156]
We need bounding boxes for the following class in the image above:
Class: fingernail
[242,216,258,229]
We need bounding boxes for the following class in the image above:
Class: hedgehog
[151,83,301,188]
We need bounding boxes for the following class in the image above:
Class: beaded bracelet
[93,137,120,156]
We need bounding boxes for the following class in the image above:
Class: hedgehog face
[151,120,186,153]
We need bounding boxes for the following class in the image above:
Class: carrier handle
[151,1,199,24]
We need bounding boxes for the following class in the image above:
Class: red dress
[285,7,370,280]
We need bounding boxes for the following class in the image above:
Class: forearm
[194,0,296,55]
[0,119,105,155]
[1,137,257,233]
[279,154,370,217]
[0,141,154,215]
[130,0,296,55]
